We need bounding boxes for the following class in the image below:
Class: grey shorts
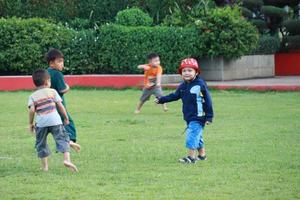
[140,87,163,102]
[35,125,70,158]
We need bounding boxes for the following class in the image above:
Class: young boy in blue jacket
[155,58,213,164]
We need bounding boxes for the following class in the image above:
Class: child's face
[149,57,160,67]
[181,67,197,81]
[50,57,64,71]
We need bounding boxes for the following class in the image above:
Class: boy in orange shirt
[135,53,168,114]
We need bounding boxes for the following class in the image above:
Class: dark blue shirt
[158,77,213,125]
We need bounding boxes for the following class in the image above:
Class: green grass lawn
[0,89,299,200]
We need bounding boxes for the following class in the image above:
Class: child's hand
[64,118,70,125]
[29,124,35,134]
[154,97,160,104]
[205,121,211,125]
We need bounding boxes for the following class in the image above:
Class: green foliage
[262,5,288,17]
[115,7,153,26]
[66,18,92,30]
[0,17,75,75]
[98,24,199,73]
[282,35,300,50]
[252,34,280,54]
[67,29,101,74]
[250,19,268,30]
[242,0,264,8]
[193,7,259,58]
[241,7,253,18]
[282,19,300,35]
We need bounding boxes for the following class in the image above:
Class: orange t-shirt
[144,65,163,88]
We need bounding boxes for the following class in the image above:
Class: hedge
[0,17,258,75]
[98,24,199,74]
[252,35,280,54]
[0,17,75,75]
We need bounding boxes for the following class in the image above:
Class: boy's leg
[69,141,81,153]
[64,112,77,143]
[35,127,51,171]
[198,136,205,156]
[135,88,152,113]
[63,112,81,152]
[50,125,77,172]
[185,122,202,159]
[41,157,49,172]
[197,131,207,160]
[135,101,145,114]
[63,152,78,172]
[179,121,202,163]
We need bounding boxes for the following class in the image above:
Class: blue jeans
[186,121,204,149]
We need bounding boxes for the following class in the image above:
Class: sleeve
[201,81,214,122]
[158,85,182,104]
[157,66,163,75]
[53,90,62,103]
[55,72,67,93]
[28,96,34,108]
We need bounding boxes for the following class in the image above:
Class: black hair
[45,48,64,64]
[147,53,159,60]
[32,69,50,87]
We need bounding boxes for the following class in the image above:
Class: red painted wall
[275,53,300,76]
[0,75,144,91]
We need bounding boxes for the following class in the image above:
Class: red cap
[178,58,200,74]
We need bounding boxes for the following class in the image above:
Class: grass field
[0,89,299,200]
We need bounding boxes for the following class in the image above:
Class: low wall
[275,53,300,76]
[200,55,275,81]
[0,75,144,91]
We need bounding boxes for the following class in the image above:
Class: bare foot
[64,161,78,172]
[163,107,168,112]
[41,167,48,172]
[70,141,81,153]
[134,110,140,114]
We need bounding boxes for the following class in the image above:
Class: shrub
[66,29,101,74]
[193,7,259,58]
[262,6,288,17]
[282,19,300,35]
[0,17,75,75]
[252,35,280,54]
[98,24,199,73]
[282,35,300,50]
[115,7,153,26]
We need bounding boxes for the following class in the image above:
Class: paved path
[165,76,300,91]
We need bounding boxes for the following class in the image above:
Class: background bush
[0,6,260,75]
[115,7,153,26]
[98,24,199,73]
[0,17,74,75]
[252,34,280,54]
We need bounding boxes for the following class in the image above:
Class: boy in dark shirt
[155,58,213,164]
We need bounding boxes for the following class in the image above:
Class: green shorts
[140,86,163,102]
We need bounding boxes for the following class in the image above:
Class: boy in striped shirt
[28,69,77,172]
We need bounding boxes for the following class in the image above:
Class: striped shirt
[28,88,63,127]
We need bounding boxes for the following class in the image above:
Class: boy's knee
[37,148,51,158]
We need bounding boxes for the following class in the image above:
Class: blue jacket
[158,76,213,125]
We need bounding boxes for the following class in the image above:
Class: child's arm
[55,72,70,94]
[156,71,162,87]
[201,81,214,124]
[60,84,70,94]
[28,105,35,133]
[155,85,182,104]
[56,101,69,125]
[137,64,150,70]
